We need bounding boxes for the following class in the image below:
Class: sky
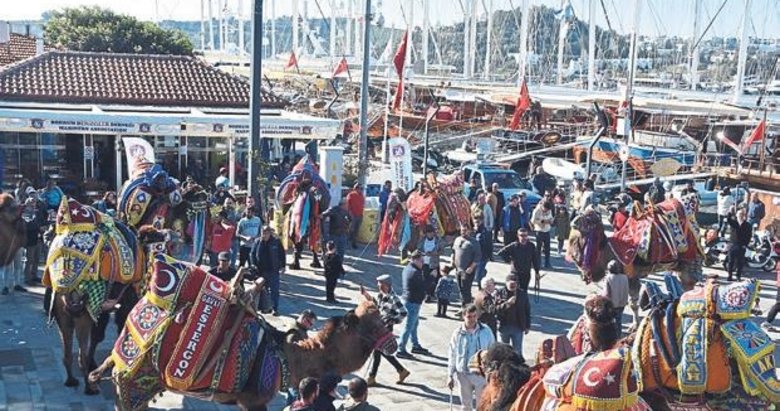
[5,0,780,39]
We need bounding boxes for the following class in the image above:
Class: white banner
[387,137,413,192]
[123,137,156,177]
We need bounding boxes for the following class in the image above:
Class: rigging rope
[692,0,728,52]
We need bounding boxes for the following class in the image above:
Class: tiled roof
[0,51,288,108]
[0,33,51,67]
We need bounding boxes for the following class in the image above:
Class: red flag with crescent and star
[286,51,299,73]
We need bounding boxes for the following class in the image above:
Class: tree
[44,6,193,55]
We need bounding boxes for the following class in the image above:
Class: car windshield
[484,172,529,190]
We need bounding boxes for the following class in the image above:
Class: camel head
[0,193,27,266]
[471,343,532,411]
[583,294,619,351]
[567,209,610,283]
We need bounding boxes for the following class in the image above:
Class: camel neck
[283,338,372,385]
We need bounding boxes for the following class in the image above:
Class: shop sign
[83,146,95,160]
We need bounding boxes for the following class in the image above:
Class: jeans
[717,215,729,236]
[455,372,487,411]
[498,325,525,358]
[399,301,421,352]
[536,231,551,265]
[24,243,40,282]
[0,249,25,289]
[230,240,239,267]
[350,216,363,246]
[437,299,449,316]
[325,273,338,302]
[263,270,281,311]
[332,234,347,259]
[458,273,475,306]
[475,260,488,289]
[727,245,746,280]
[238,246,252,268]
[613,306,625,336]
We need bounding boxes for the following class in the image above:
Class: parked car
[462,162,542,209]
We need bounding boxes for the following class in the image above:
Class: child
[553,205,571,255]
[323,241,344,303]
[434,265,460,317]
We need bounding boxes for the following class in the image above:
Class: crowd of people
[2,160,778,411]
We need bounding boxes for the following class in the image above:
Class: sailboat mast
[587,0,596,90]
[463,3,471,78]
[422,0,430,74]
[292,0,299,54]
[238,0,245,54]
[208,0,215,49]
[358,0,372,187]
[330,0,337,60]
[518,0,529,84]
[484,0,493,79]
[270,0,276,57]
[556,1,568,85]
[734,0,751,102]
[625,0,642,101]
[346,0,352,55]
[469,0,478,78]
[689,0,701,90]
[200,0,207,50]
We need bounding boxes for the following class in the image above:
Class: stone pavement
[1,242,779,411]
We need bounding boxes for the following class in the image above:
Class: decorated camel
[567,195,703,330]
[88,255,397,411]
[275,155,331,269]
[117,163,211,264]
[43,197,167,394]
[475,279,780,410]
[377,172,471,257]
[0,193,26,267]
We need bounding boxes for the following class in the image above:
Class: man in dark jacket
[502,195,523,245]
[495,274,531,359]
[488,183,505,242]
[320,200,352,258]
[397,250,429,359]
[474,221,492,290]
[748,195,766,227]
[473,277,498,336]
[250,225,286,315]
[312,373,341,411]
[497,228,540,292]
[727,207,752,281]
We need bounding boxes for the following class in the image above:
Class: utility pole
[292,0,299,54]
[329,0,337,60]
[357,0,372,188]
[239,0,246,54]
[270,0,276,57]
[249,0,265,200]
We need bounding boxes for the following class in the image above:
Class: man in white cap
[361,275,410,386]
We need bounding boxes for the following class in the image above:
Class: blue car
[462,163,542,209]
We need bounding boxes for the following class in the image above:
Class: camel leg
[54,298,80,388]
[627,277,642,333]
[75,316,100,395]
[88,313,109,371]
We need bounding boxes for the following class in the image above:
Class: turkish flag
[740,120,766,153]
[392,31,409,111]
[509,79,531,130]
[332,57,349,78]
[286,51,298,71]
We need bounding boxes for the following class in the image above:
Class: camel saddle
[118,163,182,228]
[540,346,651,411]
[608,198,701,272]
[44,198,144,321]
[513,336,578,410]
[112,254,285,411]
[633,278,779,407]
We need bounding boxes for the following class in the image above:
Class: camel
[45,198,166,394]
[89,287,397,411]
[566,196,703,331]
[0,193,27,267]
[474,296,650,411]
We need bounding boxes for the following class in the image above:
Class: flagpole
[249,0,265,200]
[357,0,372,188]
[382,30,394,164]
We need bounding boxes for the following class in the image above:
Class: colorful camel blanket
[275,155,331,213]
[608,198,701,269]
[118,164,182,228]
[44,198,143,320]
[112,254,267,410]
[432,173,471,236]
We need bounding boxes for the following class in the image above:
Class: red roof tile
[0,33,51,67]
[0,51,287,108]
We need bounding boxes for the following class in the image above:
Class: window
[484,172,530,190]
